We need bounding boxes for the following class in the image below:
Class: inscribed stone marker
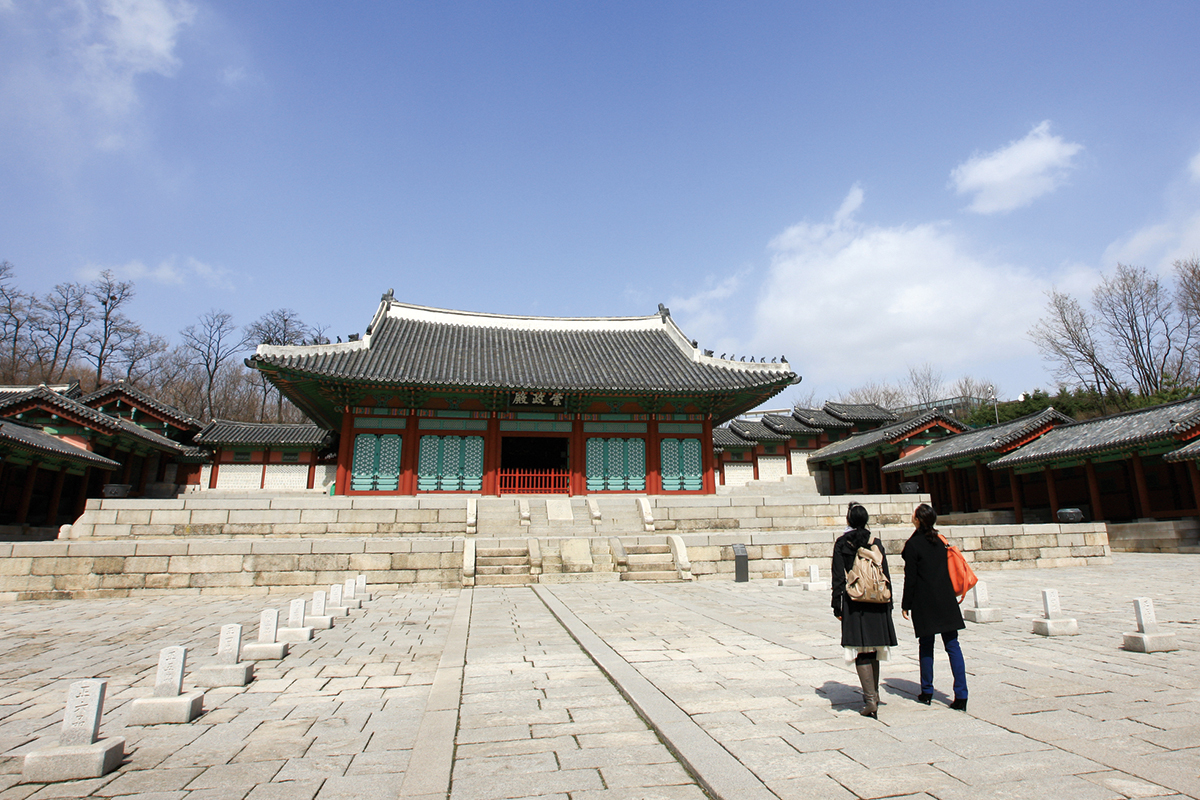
[808,564,820,582]
[312,590,327,615]
[60,680,105,747]
[154,647,186,698]
[288,599,306,629]
[783,561,794,579]
[356,574,366,593]
[344,578,356,599]
[330,584,343,606]
[258,609,279,643]
[1042,589,1061,619]
[217,624,242,664]
[972,582,990,608]
[1133,597,1158,634]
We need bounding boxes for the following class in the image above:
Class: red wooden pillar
[483,415,502,496]
[47,468,67,526]
[701,417,716,495]
[1084,460,1104,521]
[260,448,270,489]
[120,452,133,485]
[646,418,662,495]
[399,411,421,496]
[920,470,932,506]
[570,418,586,496]
[842,462,851,494]
[1187,461,1200,513]
[74,467,92,518]
[975,462,991,509]
[752,447,761,481]
[16,461,40,525]
[208,458,220,489]
[947,467,961,512]
[1044,466,1059,519]
[859,458,868,494]
[1130,453,1152,519]
[335,411,354,495]
[306,458,317,490]
[1008,469,1024,524]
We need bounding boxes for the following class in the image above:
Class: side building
[247,294,798,496]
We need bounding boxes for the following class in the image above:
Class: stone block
[228,509,302,525]
[250,541,313,554]
[0,557,32,576]
[1122,631,1177,652]
[964,607,1001,623]
[127,692,204,725]
[113,509,152,524]
[98,574,145,590]
[299,509,339,523]
[350,496,418,510]
[22,739,125,782]
[66,541,136,557]
[53,573,102,591]
[980,535,1013,550]
[145,573,190,590]
[277,627,314,642]
[338,509,398,524]
[147,510,190,525]
[169,555,244,573]
[313,540,366,554]
[254,571,317,586]
[417,496,469,509]
[191,663,254,687]
[188,510,230,524]
[89,524,134,538]
[1032,618,1079,636]
[189,572,254,588]
[366,539,409,553]
[188,541,253,555]
[348,553,393,571]
[244,554,299,572]
[299,554,351,571]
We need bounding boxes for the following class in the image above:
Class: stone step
[476,565,530,575]
[626,561,674,572]
[475,551,526,560]
[475,574,536,586]
[626,545,670,555]
[620,570,681,582]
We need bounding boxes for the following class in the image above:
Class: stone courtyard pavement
[0,552,1196,800]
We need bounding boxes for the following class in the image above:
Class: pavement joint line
[533,584,780,800]
[398,587,473,800]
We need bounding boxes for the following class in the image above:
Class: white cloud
[1103,151,1200,271]
[752,187,1047,392]
[666,271,749,357]
[951,121,1083,214]
[80,256,234,290]
[1189,150,1200,183]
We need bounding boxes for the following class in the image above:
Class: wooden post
[842,462,851,494]
[1084,459,1104,521]
[74,467,92,518]
[975,461,991,510]
[306,458,316,490]
[1187,460,1200,514]
[947,467,961,512]
[1008,469,1024,524]
[921,470,932,506]
[259,448,269,490]
[1044,466,1059,520]
[859,458,868,494]
[400,410,421,495]
[47,468,67,527]
[335,412,354,495]
[16,461,40,525]
[1130,453,1152,519]
[647,418,662,495]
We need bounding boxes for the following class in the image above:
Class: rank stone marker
[328,583,350,616]
[963,581,1002,623]
[242,609,289,660]
[128,646,205,724]
[778,559,802,587]
[1122,597,1178,652]
[341,578,363,609]
[802,564,828,591]
[1032,588,1079,636]
[356,573,373,601]
[23,679,125,782]
[191,624,254,687]
[306,590,335,628]
[277,598,314,642]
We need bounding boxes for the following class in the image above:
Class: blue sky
[3,2,1200,406]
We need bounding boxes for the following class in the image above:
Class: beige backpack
[845,543,892,604]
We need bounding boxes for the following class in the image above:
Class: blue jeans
[919,631,967,700]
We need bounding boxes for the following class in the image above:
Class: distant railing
[498,469,571,494]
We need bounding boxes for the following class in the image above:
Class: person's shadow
[817,678,930,709]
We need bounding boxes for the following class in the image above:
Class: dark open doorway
[501,437,569,471]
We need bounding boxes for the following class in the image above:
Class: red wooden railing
[498,469,570,494]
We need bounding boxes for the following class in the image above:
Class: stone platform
[0,553,1194,799]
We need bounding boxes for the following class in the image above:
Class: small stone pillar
[242,609,289,660]
[802,564,828,591]
[355,573,373,601]
[963,581,1001,623]
[1122,597,1177,652]
[278,598,314,642]
[1032,589,1078,636]
[778,559,802,587]
[341,578,363,609]
[306,590,335,629]
[23,680,125,782]
[128,646,205,724]
[191,624,254,687]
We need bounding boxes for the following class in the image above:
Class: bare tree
[180,310,248,421]
[0,261,35,383]
[29,282,92,383]
[113,330,169,386]
[905,362,945,406]
[245,308,319,422]
[838,380,907,409]
[1092,264,1190,395]
[1172,256,1200,386]
[80,271,138,389]
[1030,288,1123,404]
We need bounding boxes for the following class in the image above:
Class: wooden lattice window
[417,435,484,492]
[350,433,401,491]
[585,438,646,491]
[661,438,703,491]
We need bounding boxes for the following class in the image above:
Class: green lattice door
[586,437,646,491]
[661,438,703,491]
[350,433,401,491]
[417,435,485,492]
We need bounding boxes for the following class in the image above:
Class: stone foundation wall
[1106,519,1200,553]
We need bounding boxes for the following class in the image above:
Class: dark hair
[846,502,869,530]
[914,503,939,544]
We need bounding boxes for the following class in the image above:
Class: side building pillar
[1130,453,1152,519]
[1008,468,1024,524]
[1044,466,1059,520]
[335,411,354,495]
[1085,460,1104,521]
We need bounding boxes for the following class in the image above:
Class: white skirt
[843,645,892,664]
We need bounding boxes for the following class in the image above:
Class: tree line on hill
[0,261,326,424]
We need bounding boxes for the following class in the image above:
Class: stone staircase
[473,540,534,587]
[618,541,683,582]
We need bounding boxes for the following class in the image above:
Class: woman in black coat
[901,503,968,710]
[831,502,897,718]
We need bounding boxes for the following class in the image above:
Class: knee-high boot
[855,660,878,718]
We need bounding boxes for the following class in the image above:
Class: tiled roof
[0,420,120,470]
[79,381,202,430]
[792,407,853,429]
[249,300,797,395]
[0,382,79,398]
[989,396,1200,470]
[761,413,820,435]
[0,386,188,455]
[824,402,898,423]
[729,419,792,442]
[808,410,969,463]
[712,427,751,449]
[193,420,334,448]
[882,408,1073,473]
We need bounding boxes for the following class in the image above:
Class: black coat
[831,528,898,649]
[900,530,965,639]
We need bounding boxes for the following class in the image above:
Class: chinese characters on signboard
[511,391,564,407]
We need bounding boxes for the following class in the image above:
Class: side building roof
[0,386,188,456]
[728,419,792,442]
[193,420,334,449]
[883,408,1073,474]
[824,402,898,424]
[808,410,969,465]
[248,295,798,427]
[0,419,121,470]
[79,381,202,432]
[791,407,853,429]
[989,396,1200,471]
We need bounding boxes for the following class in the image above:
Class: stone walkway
[0,553,1196,799]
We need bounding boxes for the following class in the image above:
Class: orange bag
[938,534,978,603]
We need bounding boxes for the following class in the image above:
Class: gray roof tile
[882,408,1073,473]
[792,407,853,429]
[0,386,188,455]
[194,420,334,448]
[808,410,969,463]
[0,420,120,469]
[730,419,792,442]
[824,402,898,423]
[79,381,201,430]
